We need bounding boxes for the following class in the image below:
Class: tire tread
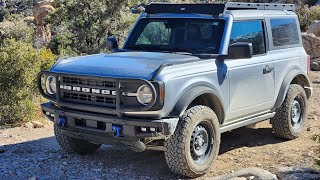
[271,84,307,140]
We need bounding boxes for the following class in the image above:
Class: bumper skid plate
[41,102,179,143]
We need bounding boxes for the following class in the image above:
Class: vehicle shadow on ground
[219,126,284,154]
[0,126,285,179]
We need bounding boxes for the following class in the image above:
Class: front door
[225,20,275,122]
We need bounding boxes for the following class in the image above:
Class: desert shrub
[312,134,320,166]
[0,0,33,22]
[47,0,130,55]
[297,5,320,32]
[0,18,34,45]
[0,39,56,125]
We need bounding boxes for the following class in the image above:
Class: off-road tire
[164,105,221,178]
[271,84,307,140]
[54,124,101,155]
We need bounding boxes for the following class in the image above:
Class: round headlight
[45,76,57,95]
[137,85,153,105]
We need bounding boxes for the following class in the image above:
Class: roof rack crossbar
[225,2,295,11]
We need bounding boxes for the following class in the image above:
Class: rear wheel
[54,124,101,154]
[271,84,307,140]
[164,105,221,178]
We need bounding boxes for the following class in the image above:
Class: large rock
[311,59,320,71]
[302,33,320,59]
[24,122,34,129]
[23,16,35,24]
[212,167,277,180]
[276,167,320,180]
[31,121,44,128]
[307,20,320,37]
[32,0,55,45]
[131,4,145,14]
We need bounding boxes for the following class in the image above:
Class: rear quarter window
[270,18,300,47]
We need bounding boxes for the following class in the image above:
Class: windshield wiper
[157,47,197,55]
[125,45,148,52]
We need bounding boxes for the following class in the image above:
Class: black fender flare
[274,69,312,109]
[169,86,225,123]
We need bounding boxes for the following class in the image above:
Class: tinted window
[270,18,299,47]
[230,21,266,55]
[136,22,171,45]
[125,19,226,54]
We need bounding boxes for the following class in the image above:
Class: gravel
[0,135,175,179]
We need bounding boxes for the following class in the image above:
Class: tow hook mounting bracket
[112,124,123,138]
[58,116,67,128]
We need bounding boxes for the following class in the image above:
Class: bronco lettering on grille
[60,85,114,95]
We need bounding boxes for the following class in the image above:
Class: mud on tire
[54,124,101,155]
[164,105,221,178]
[271,84,307,140]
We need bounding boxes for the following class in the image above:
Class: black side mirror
[106,35,119,52]
[228,42,253,59]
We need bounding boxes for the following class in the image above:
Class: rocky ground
[0,72,320,180]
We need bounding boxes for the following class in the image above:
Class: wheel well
[290,74,312,98]
[188,93,225,124]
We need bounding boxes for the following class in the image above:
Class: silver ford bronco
[38,2,313,178]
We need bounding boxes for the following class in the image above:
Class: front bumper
[41,102,178,143]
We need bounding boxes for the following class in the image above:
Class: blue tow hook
[112,125,122,138]
[58,116,66,128]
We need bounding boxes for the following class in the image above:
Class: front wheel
[164,105,221,178]
[271,84,307,140]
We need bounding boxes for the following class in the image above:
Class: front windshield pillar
[219,14,233,55]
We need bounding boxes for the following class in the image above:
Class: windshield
[124,18,225,54]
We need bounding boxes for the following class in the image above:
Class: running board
[220,112,276,133]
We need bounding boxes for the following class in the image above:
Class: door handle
[263,65,274,74]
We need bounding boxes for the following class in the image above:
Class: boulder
[302,33,320,59]
[31,121,44,128]
[212,167,277,180]
[24,122,34,129]
[131,4,145,14]
[311,60,320,71]
[23,16,35,24]
[32,0,55,45]
[276,167,320,180]
[307,20,320,37]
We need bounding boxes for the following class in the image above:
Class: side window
[270,18,299,47]
[136,22,171,45]
[230,21,266,55]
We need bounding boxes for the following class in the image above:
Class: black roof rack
[144,2,295,16]
[225,2,295,11]
[145,3,225,16]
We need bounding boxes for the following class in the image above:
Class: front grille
[62,77,116,88]
[62,92,116,107]
[60,76,118,108]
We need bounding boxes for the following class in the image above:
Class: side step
[220,112,276,133]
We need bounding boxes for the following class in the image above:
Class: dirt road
[1,72,319,179]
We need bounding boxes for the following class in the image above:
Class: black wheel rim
[190,121,214,165]
[291,96,304,129]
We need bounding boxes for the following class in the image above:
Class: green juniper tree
[47,0,133,55]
